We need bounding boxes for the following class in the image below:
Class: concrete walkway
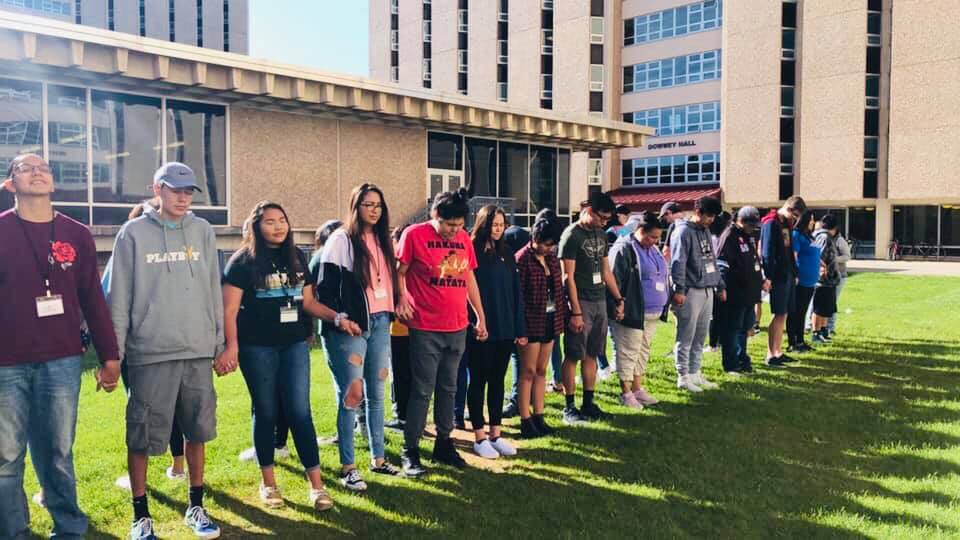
[848,259,960,276]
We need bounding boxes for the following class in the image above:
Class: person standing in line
[811,214,841,344]
[104,162,228,540]
[515,217,567,438]
[498,218,531,420]
[659,202,684,263]
[670,196,725,392]
[1,154,121,540]
[386,223,412,431]
[466,205,526,458]
[760,196,807,367]
[318,184,403,491]
[787,210,820,354]
[221,201,338,510]
[828,231,852,336]
[395,189,487,477]
[707,211,733,351]
[716,207,768,375]
[558,191,625,424]
[608,212,668,409]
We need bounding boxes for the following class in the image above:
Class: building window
[0,78,42,180]
[588,158,602,185]
[541,28,553,55]
[624,0,722,46]
[138,0,145,36]
[540,74,552,100]
[497,40,508,64]
[623,49,722,93]
[107,0,114,30]
[457,50,468,74]
[422,0,432,88]
[590,17,604,44]
[458,8,468,32]
[223,0,230,52]
[781,86,794,117]
[47,85,88,203]
[539,0,553,110]
[865,75,879,108]
[74,0,80,23]
[781,28,795,59]
[498,0,507,22]
[622,152,720,186]
[196,0,203,47]
[497,82,507,101]
[422,58,432,81]
[169,0,175,41]
[391,0,398,15]
[164,100,227,208]
[391,29,399,51]
[627,101,721,136]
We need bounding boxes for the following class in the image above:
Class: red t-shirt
[397,222,477,332]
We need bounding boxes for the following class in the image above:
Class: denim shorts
[769,277,797,316]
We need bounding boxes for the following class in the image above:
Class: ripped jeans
[323,312,391,466]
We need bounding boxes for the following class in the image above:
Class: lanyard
[368,234,384,286]
[14,211,57,295]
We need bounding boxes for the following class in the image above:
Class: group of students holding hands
[0,153,847,540]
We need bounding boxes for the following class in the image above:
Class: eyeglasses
[360,202,384,210]
[15,164,51,175]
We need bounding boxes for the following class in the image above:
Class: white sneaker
[473,439,500,459]
[238,447,257,462]
[166,466,187,481]
[32,491,45,508]
[489,437,517,456]
[597,367,612,381]
[275,446,291,459]
[694,372,719,390]
[677,374,703,393]
[259,483,284,508]
[115,474,131,491]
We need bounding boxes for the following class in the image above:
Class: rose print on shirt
[50,241,76,270]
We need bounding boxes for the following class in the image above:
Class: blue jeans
[0,356,86,539]
[718,303,754,372]
[324,312,390,466]
[550,336,563,384]
[238,341,319,471]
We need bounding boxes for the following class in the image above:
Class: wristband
[571,312,582,317]
[615,297,625,305]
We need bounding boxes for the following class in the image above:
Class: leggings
[787,285,816,345]
[466,339,514,431]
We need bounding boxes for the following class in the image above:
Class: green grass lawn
[22,273,960,539]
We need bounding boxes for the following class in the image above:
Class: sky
[248,1,369,77]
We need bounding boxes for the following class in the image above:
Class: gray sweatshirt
[104,206,224,365]
[670,218,725,293]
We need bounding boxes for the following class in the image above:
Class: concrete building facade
[0,0,249,53]
[0,11,649,253]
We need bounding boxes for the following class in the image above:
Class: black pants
[391,335,411,422]
[466,338,514,431]
[717,302,754,372]
[708,292,722,348]
[787,285,815,346]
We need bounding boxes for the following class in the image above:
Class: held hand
[214,345,238,377]
[569,314,585,333]
[719,290,727,303]
[396,296,415,321]
[474,320,489,342]
[95,359,121,393]
[673,293,686,306]
[615,303,625,321]
[762,279,772,292]
[516,336,529,347]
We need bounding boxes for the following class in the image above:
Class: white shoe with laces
[489,437,517,456]
[237,447,257,462]
[677,374,703,393]
[473,439,500,459]
[693,372,719,390]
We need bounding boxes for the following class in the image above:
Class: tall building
[0,0,248,53]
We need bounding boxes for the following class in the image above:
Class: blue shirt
[792,230,822,287]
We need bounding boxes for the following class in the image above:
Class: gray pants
[674,288,714,376]
[404,328,467,450]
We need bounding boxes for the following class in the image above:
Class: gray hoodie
[669,218,725,293]
[105,206,224,365]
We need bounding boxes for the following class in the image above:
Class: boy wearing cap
[670,196,725,392]
[105,162,231,540]
[1,154,121,539]
[716,207,768,374]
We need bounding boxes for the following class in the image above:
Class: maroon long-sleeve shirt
[0,209,119,366]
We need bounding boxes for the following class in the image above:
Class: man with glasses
[558,191,624,424]
[1,154,121,539]
[760,196,807,367]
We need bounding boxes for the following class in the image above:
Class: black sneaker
[401,447,427,478]
[765,356,786,368]
[431,437,467,469]
[384,418,405,431]
[580,402,608,421]
[532,414,555,436]
[752,323,762,334]
[369,461,401,476]
[562,405,587,425]
[780,353,798,363]
[739,361,754,374]
[501,400,519,419]
[519,417,542,439]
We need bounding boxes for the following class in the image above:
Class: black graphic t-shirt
[559,223,609,302]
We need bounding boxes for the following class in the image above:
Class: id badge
[754,263,761,272]
[655,281,666,292]
[740,243,750,253]
[280,306,299,324]
[36,295,65,318]
[705,262,716,274]
[374,287,388,300]
[592,272,602,285]
[546,299,557,313]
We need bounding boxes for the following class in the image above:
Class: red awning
[609,186,722,212]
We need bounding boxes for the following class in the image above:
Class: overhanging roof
[0,12,652,152]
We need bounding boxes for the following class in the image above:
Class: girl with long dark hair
[317,183,401,491]
[222,200,344,511]
[465,205,526,458]
[787,209,820,353]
